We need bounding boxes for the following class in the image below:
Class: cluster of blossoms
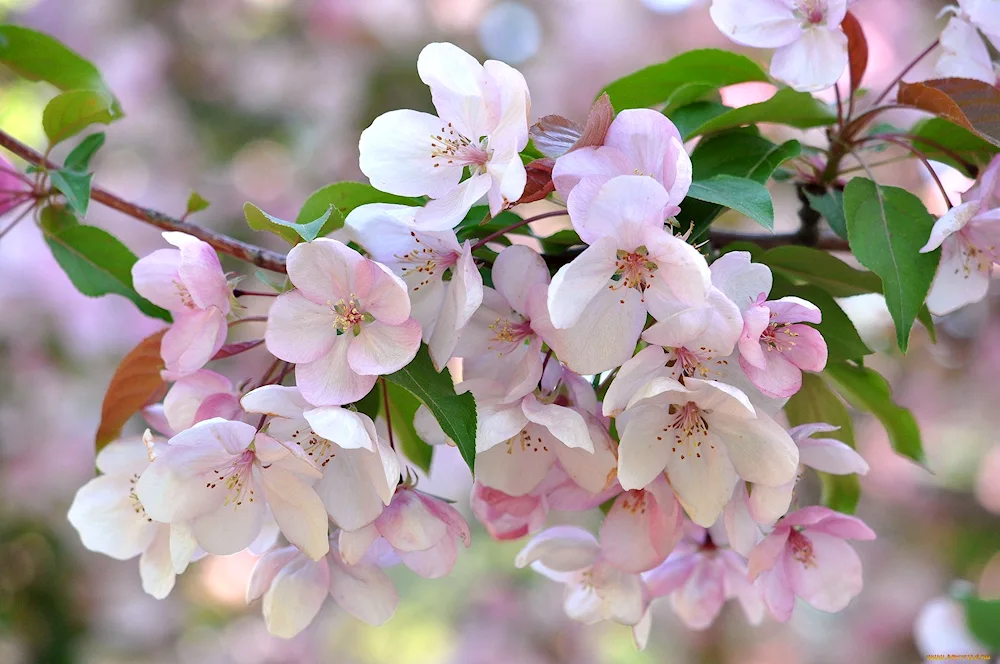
[64,32,1000,644]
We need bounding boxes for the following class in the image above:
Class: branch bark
[0,130,288,273]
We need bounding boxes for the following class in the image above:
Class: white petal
[602,346,668,418]
[476,402,530,453]
[328,547,399,625]
[139,526,176,599]
[521,394,593,452]
[709,251,772,312]
[515,525,600,571]
[709,0,802,48]
[261,466,331,560]
[547,236,619,329]
[710,409,799,486]
[247,546,300,603]
[303,407,376,451]
[493,244,550,316]
[241,385,311,420]
[770,27,849,92]
[428,243,483,370]
[359,109,462,198]
[617,405,673,491]
[191,494,266,556]
[262,555,330,638]
[664,431,740,528]
[414,173,492,231]
[417,42,489,139]
[338,524,380,565]
[68,475,156,560]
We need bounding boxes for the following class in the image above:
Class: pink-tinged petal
[131,248,185,311]
[737,304,771,369]
[709,0,802,48]
[602,346,668,418]
[603,109,682,182]
[190,491,266,555]
[375,488,447,552]
[303,407,376,451]
[134,446,235,523]
[747,529,790,580]
[663,431,741,527]
[139,526,176,599]
[759,554,797,622]
[262,554,330,638]
[588,175,669,250]
[807,512,877,541]
[554,418,618,494]
[778,504,836,528]
[418,492,471,547]
[770,27,849,92]
[710,251,772,311]
[798,436,870,475]
[398,536,457,578]
[161,308,227,377]
[247,545,300,602]
[644,553,699,598]
[547,236,619,329]
[476,402,530,452]
[346,203,457,260]
[240,385,311,420]
[260,466,330,561]
[95,437,153,476]
[287,237,365,303]
[747,481,794,524]
[163,369,234,433]
[264,290,337,364]
[642,288,728,351]
[360,260,412,325]
[349,318,421,376]
[723,485,759,557]
[514,525,600,572]
[338,524,379,565]
[552,146,630,207]
[194,393,242,424]
[254,433,321,479]
[925,240,992,315]
[417,42,488,138]
[328,545,399,625]
[493,244,550,316]
[671,558,727,630]
[68,474,158,560]
[739,350,803,398]
[767,296,822,324]
[590,562,647,626]
[359,109,463,199]
[486,146,527,215]
[522,393,593,452]
[922,201,981,253]
[710,409,799,487]
[428,245,482,370]
[788,422,840,439]
[296,335,378,407]
[414,173,492,231]
[617,405,673,491]
[532,284,647,376]
[470,482,547,541]
[476,424,557,496]
[683,378,756,419]
[786,531,864,612]
[482,58,531,147]
[601,487,681,573]
[663,137,692,211]
[720,549,765,624]
[316,449,387,530]
[937,17,997,83]
[163,232,229,312]
[644,227,711,307]
[632,608,653,651]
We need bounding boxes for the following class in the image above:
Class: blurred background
[1,0,999,662]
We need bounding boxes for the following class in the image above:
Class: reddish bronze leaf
[212,338,264,360]
[576,92,614,150]
[842,11,868,95]
[95,329,166,450]
[517,158,556,204]
[898,78,1000,148]
[529,93,614,159]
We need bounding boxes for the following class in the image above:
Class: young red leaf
[897,78,1000,147]
[95,329,166,450]
[842,11,868,95]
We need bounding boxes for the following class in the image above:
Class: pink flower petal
[348,318,421,376]
[265,290,337,364]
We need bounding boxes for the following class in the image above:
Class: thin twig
[471,209,569,250]
[871,39,939,106]
[0,129,288,273]
[228,315,268,327]
[0,201,36,241]
[834,84,845,131]
[855,135,953,209]
[380,377,394,450]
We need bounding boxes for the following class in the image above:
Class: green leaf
[38,204,78,235]
[49,168,93,216]
[668,101,731,141]
[961,596,1000,650]
[686,175,774,230]
[63,132,105,172]
[384,382,433,473]
[297,182,420,238]
[768,279,872,362]
[384,345,477,471]
[783,373,860,514]
[456,208,532,244]
[185,191,211,216]
[758,245,882,297]
[686,88,837,137]
[602,49,768,111]
[0,25,122,114]
[804,188,848,239]
[910,117,999,178]
[824,361,925,464]
[540,229,583,254]
[244,202,337,245]
[843,178,940,352]
[42,90,117,145]
[43,224,170,321]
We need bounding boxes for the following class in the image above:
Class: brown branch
[0,130,288,273]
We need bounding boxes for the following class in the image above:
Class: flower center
[618,490,649,515]
[663,401,712,461]
[430,123,491,173]
[504,428,549,455]
[328,296,374,334]
[173,279,196,309]
[487,315,534,355]
[396,233,460,293]
[612,246,658,292]
[289,427,337,468]
[128,473,152,522]
[206,448,257,508]
[669,346,728,379]
[787,529,817,567]
[796,0,825,24]
[959,233,999,276]
[761,319,799,353]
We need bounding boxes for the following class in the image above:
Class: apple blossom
[546,175,711,361]
[359,42,530,231]
[135,418,330,559]
[921,156,1000,315]
[616,376,799,526]
[247,539,399,638]
[240,385,399,532]
[552,109,692,223]
[710,0,850,92]
[161,369,242,433]
[516,526,648,628]
[67,436,199,599]
[644,523,764,630]
[265,238,421,406]
[339,486,471,579]
[599,476,684,573]
[132,231,233,378]
[748,505,875,621]
[345,203,482,371]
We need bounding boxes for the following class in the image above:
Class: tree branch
[0,129,288,273]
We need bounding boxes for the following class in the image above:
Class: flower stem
[870,39,939,106]
[381,377,394,450]
[471,209,569,251]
